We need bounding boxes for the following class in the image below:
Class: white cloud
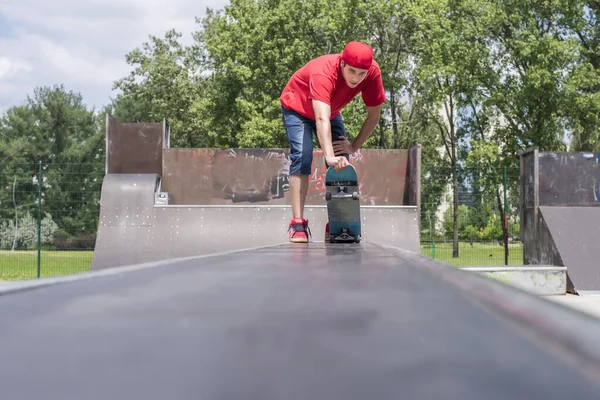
[0,56,32,79]
[0,0,228,114]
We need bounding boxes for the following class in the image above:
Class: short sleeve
[309,73,335,104]
[361,71,387,107]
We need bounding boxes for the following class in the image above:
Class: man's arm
[312,99,335,159]
[313,99,349,171]
[352,104,381,152]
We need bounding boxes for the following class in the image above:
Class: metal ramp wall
[521,149,600,295]
[92,116,422,270]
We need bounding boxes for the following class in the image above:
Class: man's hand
[333,136,354,156]
[325,156,349,172]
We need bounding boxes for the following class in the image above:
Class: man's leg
[282,107,315,242]
[289,175,308,219]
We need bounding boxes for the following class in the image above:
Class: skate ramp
[538,206,600,295]
[91,117,422,270]
[91,174,420,270]
[6,243,600,399]
[520,149,600,295]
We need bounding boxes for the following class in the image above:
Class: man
[280,41,386,243]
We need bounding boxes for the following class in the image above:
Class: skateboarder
[280,41,386,243]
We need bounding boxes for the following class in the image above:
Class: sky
[0,0,229,116]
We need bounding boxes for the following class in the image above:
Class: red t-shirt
[280,54,386,120]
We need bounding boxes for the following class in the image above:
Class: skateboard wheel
[352,192,359,200]
[325,192,332,201]
[354,235,361,243]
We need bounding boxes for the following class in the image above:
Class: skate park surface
[3,119,600,398]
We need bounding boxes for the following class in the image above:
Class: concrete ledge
[460,265,567,295]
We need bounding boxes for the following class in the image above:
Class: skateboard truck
[330,227,361,243]
[325,191,359,201]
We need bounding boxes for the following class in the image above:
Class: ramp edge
[376,243,600,382]
[0,243,289,297]
[460,266,567,296]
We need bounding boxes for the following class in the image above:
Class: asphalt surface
[2,242,600,399]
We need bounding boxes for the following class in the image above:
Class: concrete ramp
[539,206,600,295]
[91,174,420,270]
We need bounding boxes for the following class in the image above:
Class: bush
[0,212,59,250]
[71,233,96,250]
[53,229,71,250]
[54,232,96,250]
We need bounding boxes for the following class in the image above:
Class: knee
[290,154,313,175]
[299,155,312,175]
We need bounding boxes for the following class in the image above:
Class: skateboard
[325,164,361,243]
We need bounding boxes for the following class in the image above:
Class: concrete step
[459,265,567,296]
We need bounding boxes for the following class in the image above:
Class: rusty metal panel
[161,148,409,206]
[538,152,600,207]
[520,148,538,264]
[406,145,421,207]
[406,145,421,232]
[106,116,163,174]
[161,149,215,204]
[521,150,600,278]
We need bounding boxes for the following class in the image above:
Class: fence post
[37,161,42,279]
[503,166,508,266]
[432,242,436,259]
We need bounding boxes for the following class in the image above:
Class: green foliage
[192,0,369,147]
[0,212,58,250]
[483,0,574,157]
[111,29,207,147]
[0,85,102,164]
[0,85,104,233]
[441,203,508,241]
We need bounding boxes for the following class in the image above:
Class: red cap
[341,41,373,70]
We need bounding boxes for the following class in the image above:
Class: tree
[483,0,574,155]
[193,0,366,147]
[559,1,600,151]
[0,85,104,234]
[408,0,494,258]
[111,29,207,147]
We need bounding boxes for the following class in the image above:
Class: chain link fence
[419,165,522,266]
[0,162,103,280]
[1,162,524,280]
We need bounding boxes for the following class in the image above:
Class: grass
[0,241,524,280]
[420,241,524,266]
[0,250,92,280]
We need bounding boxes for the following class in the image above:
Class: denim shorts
[281,107,349,175]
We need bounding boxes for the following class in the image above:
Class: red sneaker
[324,222,330,242]
[288,218,311,243]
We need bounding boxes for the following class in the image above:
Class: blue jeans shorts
[281,107,349,175]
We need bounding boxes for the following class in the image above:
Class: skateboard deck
[325,164,361,243]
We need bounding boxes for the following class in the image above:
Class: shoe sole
[289,237,308,243]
